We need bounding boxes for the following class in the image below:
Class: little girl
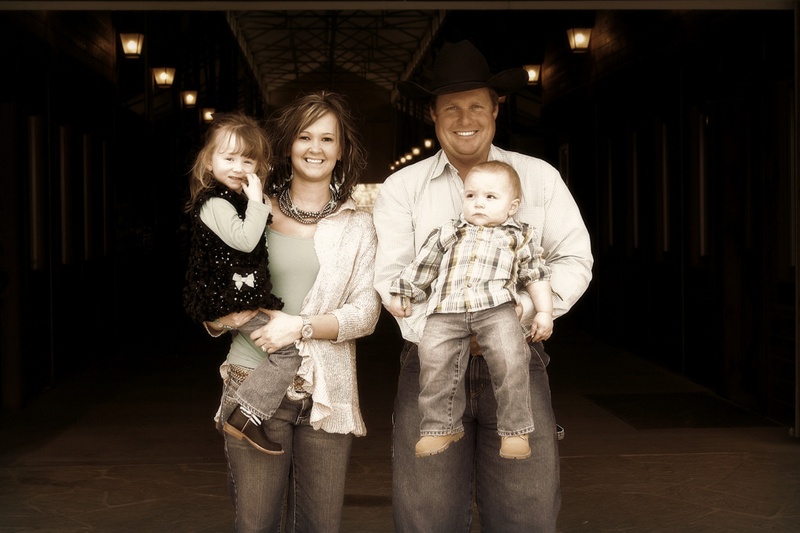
[183,112,300,455]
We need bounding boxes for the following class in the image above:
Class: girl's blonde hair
[184,112,271,213]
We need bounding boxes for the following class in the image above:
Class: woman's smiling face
[290,112,341,184]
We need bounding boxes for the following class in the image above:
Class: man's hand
[528,312,553,342]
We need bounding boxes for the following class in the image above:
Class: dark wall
[0,12,119,408]
[0,11,261,409]
[541,10,795,424]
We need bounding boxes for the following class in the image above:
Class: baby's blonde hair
[470,160,523,200]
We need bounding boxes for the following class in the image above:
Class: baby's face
[462,169,519,227]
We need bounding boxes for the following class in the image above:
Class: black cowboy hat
[397,40,529,101]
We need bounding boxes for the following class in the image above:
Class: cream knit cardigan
[293,199,381,436]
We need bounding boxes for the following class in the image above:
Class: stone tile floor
[1,317,798,532]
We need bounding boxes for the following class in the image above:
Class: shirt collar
[431,145,503,181]
[430,150,451,181]
[456,214,522,230]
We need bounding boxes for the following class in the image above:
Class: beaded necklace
[278,187,338,225]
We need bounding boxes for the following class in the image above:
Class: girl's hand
[250,309,303,353]
[242,173,264,203]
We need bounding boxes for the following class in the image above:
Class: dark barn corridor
[0,2,798,531]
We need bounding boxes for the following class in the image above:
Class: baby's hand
[242,173,264,203]
[387,294,412,318]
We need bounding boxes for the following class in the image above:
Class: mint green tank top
[266,228,319,315]
[227,228,319,368]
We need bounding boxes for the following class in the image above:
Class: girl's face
[290,112,342,185]
[207,132,257,192]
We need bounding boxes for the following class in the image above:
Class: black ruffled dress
[183,185,283,323]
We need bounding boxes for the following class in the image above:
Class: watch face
[301,324,313,339]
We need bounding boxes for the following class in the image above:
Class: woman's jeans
[235,311,303,421]
[418,302,534,437]
[392,341,561,533]
[220,377,353,533]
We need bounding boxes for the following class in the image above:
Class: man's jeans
[220,379,353,533]
[392,341,561,532]
[418,302,534,437]
[234,311,302,421]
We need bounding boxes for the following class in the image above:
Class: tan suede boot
[415,431,465,457]
[500,434,531,459]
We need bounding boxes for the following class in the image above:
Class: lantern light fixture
[152,67,176,88]
[181,90,198,108]
[524,64,541,85]
[202,108,216,123]
[567,28,592,52]
[119,33,144,58]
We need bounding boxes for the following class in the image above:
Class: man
[373,40,593,532]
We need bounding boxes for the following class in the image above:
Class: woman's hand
[250,309,303,353]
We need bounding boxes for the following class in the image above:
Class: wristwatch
[300,315,314,340]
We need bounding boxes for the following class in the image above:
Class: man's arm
[539,174,593,318]
[511,154,593,325]
[373,171,429,343]
[373,173,417,306]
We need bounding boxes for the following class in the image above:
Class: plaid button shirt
[390,215,551,316]
[374,146,593,344]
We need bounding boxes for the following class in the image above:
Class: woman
[205,90,380,532]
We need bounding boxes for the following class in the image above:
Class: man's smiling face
[431,87,498,172]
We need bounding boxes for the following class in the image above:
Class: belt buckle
[228,365,250,385]
[287,375,310,400]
